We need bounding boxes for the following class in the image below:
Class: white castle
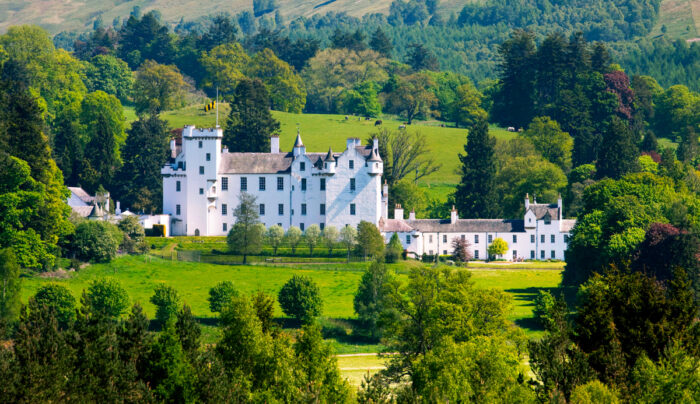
[161,126,575,260]
[161,126,383,236]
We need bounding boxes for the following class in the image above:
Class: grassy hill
[647,0,700,39]
[128,104,515,187]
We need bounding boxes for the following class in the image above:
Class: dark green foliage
[30,284,76,329]
[118,11,177,68]
[596,117,640,180]
[278,275,322,324]
[0,248,21,328]
[223,78,280,153]
[355,221,385,260]
[175,304,201,358]
[641,131,658,153]
[385,233,403,263]
[199,14,238,51]
[72,220,122,263]
[150,284,181,326]
[117,216,148,254]
[208,281,239,313]
[676,126,699,163]
[114,115,170,213]
[84,55,134,102]
[353,260,393,339]
[83,278,130,318]
[454,118,499,218]
[405,43,439,71]
[492,30,536,129]
[144,322,196,402]
[369,27,392,58]
[330,28,366,51]
[251,290,275,333]
[226,193,264,263]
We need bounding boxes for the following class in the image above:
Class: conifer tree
[676,126,698,163]
[492,30,536,128]
[0,248,21,330]
[369,27,393,57]
[454,118,499,218]
[223,78,280,153]
[596,117,640,179]
[175,304,201,360]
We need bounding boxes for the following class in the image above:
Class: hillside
[647,0,700,39]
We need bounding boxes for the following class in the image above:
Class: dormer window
[544,213,551,225]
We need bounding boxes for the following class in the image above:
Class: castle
[161,126,575,260]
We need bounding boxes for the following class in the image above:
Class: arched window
[194,229,200,236]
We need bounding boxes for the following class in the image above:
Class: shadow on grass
[148,316,220,332]
[505,286,579,333]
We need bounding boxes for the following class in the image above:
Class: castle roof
[379,218,525,233]
[324,147,336,162]
[527,203,560,220]
[219,146,376,174]
[68,187,94,204]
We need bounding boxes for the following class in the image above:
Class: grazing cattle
[507,126,516,132]
[375,120,383,126]
[365,117,371,121]
[345,116,349,120]
[398,124,406,130]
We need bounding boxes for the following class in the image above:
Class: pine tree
[676,126,698,163]
[224,78,280,153]
[492,30,536,128]
[175,304,201,360]
[369,27,393,58]
[115,115,169,213]
[596,117,640,179]
[454,118,499,218]
[0,248,21,330]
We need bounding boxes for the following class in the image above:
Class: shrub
[30,284,77,328]
[385,233,403,263]
[72,221,123,262]
[278,275,322,324]
[84,278,130,318]
[533,290,556,329]
[208,281,239,313]
[118,216,148,254]
[487,237,508,259]
[150,284,181,325]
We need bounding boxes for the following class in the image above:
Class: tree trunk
[243,254,247,264]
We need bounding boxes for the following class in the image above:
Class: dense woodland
[0,3,699,402]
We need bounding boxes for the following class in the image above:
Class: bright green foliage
[114,115,169,213]
[227,192,264,264]
[79,90,126,192]
[83,278,130,318]
[199,42,250,98]
[340,225,357,262]
[0,248,21,327]
[630,344,700,403]
[133,60,188,115]
[285,226,302,254]
[144,322,196,403]
[208,281,239,313]
[223,78,280,153]
[653,84,700,139]
[454,118,499,218]
[411,336,533,402]
[385,233,403,263]
[117,216,148,254]
[278,275,322,323]
[322,225,339,255]
[637,155,658,174]
[30,283,76,328]
[293,324,351,402]
[391,180,427,219]
[51,93,84,186]
[450,82,487,128]
[248,48,306,113]
[522,116,573,172]
[488,237,508,259]
[356,221,385,260]
[72,221,122,263]
[150,284,181,325]
[353,260,393,338]
[532,290,556,329]
[384,72,437,124]
[84,55,133,102]
[265,225,285,255]
[251,290,275,333]
[596,117,640,180]
[304,224,322,255]
[570,380,619,404]
[339,81,382,117]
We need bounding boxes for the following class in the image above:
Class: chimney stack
[170,138,177,159]
[450,205,458,224]
[557,193,562,220]
[524,193,530,210]
[409,209,416,220]
[372,137,379,152]
[270,134,280,154]
[394,204,404,220]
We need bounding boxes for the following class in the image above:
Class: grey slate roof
[561,219,576,232]
[380,218,525,233]
[528,203,560,220]
[71,206,95,217]
[219,146,376,174]
[68,187,94,204]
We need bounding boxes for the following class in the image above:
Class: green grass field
[127,104,514,186]
[647,0,700,39]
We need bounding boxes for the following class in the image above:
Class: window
[278,204,284,215]
[259,204,265,215]
[176,204,181,215]
[531,234,535,243]
[443,235,447,243]
[551,250,555,259]
[429,250,434,255]
[300,223,305,231]
[176,181,181,192]
[513,235,517,243]
[320,178,326,191]
[350,178,356,192]
[277,177,284,190]
[199,166,204,175]
[206,153,211,161]
[406,235,411,244]
[222,204,227,215]
[320,204,325,215]
[461,234,465,240]
[301,178,307,191]
[223,223,227,232]
[551,235,555,243]
[241,177,247,191]
[513,250,517,259]
[541,250,545,259]
[199,188,204,195]
[320,223,325,230]
[564,235,569,243]
[544,216,551,225]
[198,141,202,148]
[300,162,306,171]
[475,235,479,243]
[475,250,479,259]
[488,235,493,243]
[429,235,433,243]
[350,204,356,215]
[541,234,545,243]
[349,160,354,169]
[443,250,447,255]
[530,250,535,259]
[221,177,228,190]
[301,204,307,215]
[259,177,265,191]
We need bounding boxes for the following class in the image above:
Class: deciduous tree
[304,224,322,255]
[278,275,322,324]
[227,193,264,264]
[150,284,181,325]
[133,60,188,115]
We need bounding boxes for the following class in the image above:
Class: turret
[293,130,305,157]
[322,147,336,173]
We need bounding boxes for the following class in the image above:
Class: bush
[278,275,323,324]
[150,284,181,325]
[30,284,76,328]
[385,233,403,263]
[533,290,556,329]
[84,278,130,318]
[72,221,123,262]
[118,216,148,254]
[208,281,239,313]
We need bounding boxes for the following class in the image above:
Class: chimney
[381,180,389,220]
[557,193,562,220]
[222,147,228,154]
[394,204,404,220]
[524,193,530,210]
[270,134,280,154]
[409,209,416,220]
[450,205,458,224]
[170,138,177,158]
[354,137,362,147]
[346,138,355,151]
[115,201,121,215]
[372,137,378,152]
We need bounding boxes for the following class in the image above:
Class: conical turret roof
[324,147,336,162]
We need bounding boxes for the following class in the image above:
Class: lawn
[126,104,514,185]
